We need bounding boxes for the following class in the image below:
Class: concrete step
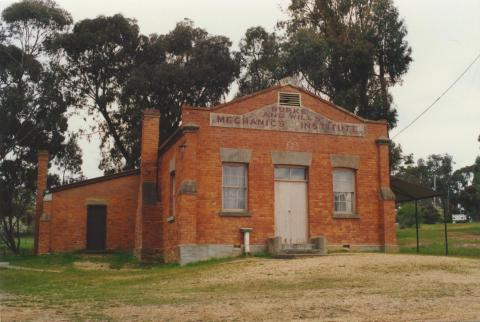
[282,243,316,251]
[273,245,327,259]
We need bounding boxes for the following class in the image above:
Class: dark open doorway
[86,205,106,251]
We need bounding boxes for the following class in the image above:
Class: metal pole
[444,190,449,256]
[415,199,419,253]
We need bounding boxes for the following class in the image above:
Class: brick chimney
[34,150,49,254]
[134,109,162,259]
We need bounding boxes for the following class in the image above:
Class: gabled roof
[183,83,387,125]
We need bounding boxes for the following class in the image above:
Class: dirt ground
[2,253,480,321]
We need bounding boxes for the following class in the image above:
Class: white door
[274,167,308,244]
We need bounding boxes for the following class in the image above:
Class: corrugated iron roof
[390,176,443,202]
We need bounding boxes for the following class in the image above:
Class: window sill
[333,213,360,219]
[219,211,251,217]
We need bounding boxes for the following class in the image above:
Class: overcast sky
[2,0,479,178]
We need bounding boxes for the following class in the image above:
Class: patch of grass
[397,222,480,257]
[69,311,114,321]
[362,261,470,275]
[108,252,139,269]
[78,251,141,269]
[1,266,156,306]
[0,235,147,270]
[0,254,245,304]
[1,251,148,271]
[252,252,272,258]
[0,252,80,269]
[0,235,34,256]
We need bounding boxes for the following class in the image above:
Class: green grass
[397,222,480,257]
[1,251,148,273]
[0,235,144,269]
[0,235,34,256]
[0,254,247,311]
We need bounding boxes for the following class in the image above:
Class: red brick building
[35,84,397,264]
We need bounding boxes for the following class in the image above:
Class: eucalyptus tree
[48,14,141,172]
[122,19,239,144]
[0,0,81,253]
[280,0,412,128]
[52,17,239,173]
[456,157,480,220]
[236,26,285,97]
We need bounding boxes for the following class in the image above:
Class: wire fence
[397,222,480,257]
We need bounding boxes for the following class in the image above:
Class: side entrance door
[274,167,308,244]
[86,205,106,251]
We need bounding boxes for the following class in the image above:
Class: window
[333,169,355,214]
[222,164,247,211]
[170,171,175,216]
[274,167,307,181]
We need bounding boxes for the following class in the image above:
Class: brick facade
[35,84,397,262]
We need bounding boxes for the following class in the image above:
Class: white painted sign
[210,104,365,137]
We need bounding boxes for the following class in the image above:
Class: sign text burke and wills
[209,105,365,137]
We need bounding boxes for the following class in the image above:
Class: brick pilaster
[34,150,49,254]
[376,137,398,251]
[176,125,200,246]
[38,195,52,254]
[134,109,163,260]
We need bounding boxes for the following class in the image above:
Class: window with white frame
[222,163,247,211]
[333,168,355,214]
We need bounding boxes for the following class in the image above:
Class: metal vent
[278,92,301,107]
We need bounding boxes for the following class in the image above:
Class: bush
[397,203,422,228]
[421,204,442,224]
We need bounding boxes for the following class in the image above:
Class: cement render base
[177,243,398,265]
[178,244,266,265]
[36,243,398,266]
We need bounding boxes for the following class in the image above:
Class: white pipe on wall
[240,228,253,255]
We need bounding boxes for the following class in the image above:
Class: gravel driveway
[2,253,480,321]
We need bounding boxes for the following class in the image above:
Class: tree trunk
[378,53,389,110]
[97,101,135,170]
